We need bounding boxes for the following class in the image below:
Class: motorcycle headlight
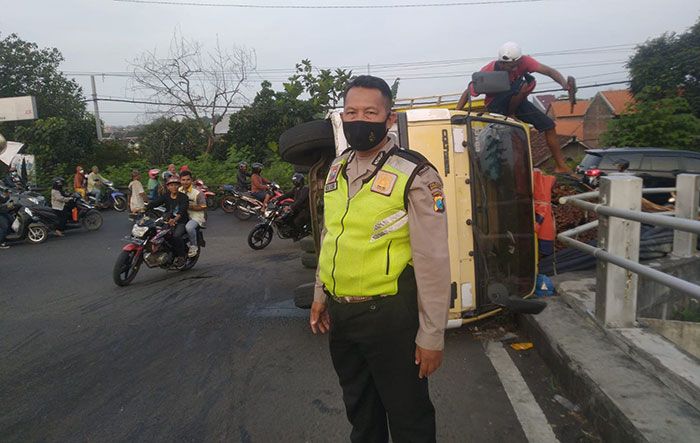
[23,207,34,217]
[131,225,149,238]
[28,197,39,205]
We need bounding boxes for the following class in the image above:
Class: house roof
[530,130,571,166]
[547,99,590,118]
[553,118,584,140]
[600,89,634,115]
[533,94,556,112]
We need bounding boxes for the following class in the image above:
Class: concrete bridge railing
[557,174,700,328]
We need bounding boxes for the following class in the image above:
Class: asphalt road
[0,210,598,442]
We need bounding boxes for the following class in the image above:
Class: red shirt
[471,55,541,105]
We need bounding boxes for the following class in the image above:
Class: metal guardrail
[557,174,700,328]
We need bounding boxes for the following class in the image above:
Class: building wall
[583,95,614,148]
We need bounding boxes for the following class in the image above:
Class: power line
[113,0,549,9]
[87,97,247,109]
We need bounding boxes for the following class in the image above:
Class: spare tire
[279,119,335,167]
[301,251,318,269]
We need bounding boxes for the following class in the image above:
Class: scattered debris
[553,394,581,413]
[510,342,534,351]
[499,332,519,342]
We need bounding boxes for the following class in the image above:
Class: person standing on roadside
[128,170,148,217]
[310,75,451,443]
[0,185,14,249]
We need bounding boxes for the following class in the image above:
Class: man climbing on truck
[457,41,574,174]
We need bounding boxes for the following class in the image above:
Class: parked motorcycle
[3,199,50,245]
[88,179,127,211]
[195,179,217,209]
[30,193,104,233]
[247,202,311,250]
[221,182,290,220]
[112,210,205,286]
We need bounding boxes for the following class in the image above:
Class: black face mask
[343,117,390,152]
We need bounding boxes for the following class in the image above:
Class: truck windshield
[468,120,536,304]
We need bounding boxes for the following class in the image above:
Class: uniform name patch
[428,181,442,194]
[325,182,338,193]
[371,171,398,196]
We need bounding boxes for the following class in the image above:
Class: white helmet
[498,41,522,62]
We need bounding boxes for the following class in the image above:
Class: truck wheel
[301,251,317,269]
[299,237,316,253]
[279,119,335,167]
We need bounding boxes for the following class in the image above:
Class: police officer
[310,75,451,442]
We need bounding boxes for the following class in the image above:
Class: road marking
[485,341,559,443]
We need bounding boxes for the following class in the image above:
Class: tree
[601,87,700,150]
[131,29,255,154]
[138,117,209,164]
[628,18,700,117]
[0,33,87,138]
[226,61,352,163]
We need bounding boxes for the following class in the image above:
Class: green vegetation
[603,18,700,150]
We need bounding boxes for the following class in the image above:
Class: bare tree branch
[130,28,255,153]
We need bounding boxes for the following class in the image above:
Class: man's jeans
[185,219,199,247]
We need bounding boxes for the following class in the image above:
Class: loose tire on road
[300,251,317,269]
[113,196,127,212]
[279,119,335,167]
[26,223,48,244]
[112,250,141,286]
[293,282,315,309]
[299,237,316,253]
[247,225,273,250]
[82,209,103,231]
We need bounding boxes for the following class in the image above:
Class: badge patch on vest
[371,171,398,196]
[327,163,341,185]
[433,193,445,213]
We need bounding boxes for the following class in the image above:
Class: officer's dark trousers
[328,268,436,443]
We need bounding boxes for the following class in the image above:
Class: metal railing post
[596,176,642,327]
[672,174,700,258]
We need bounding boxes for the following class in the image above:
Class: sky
[1,0,699,126]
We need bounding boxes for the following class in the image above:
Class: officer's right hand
[310,301,330,334]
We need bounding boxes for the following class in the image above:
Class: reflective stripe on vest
[318,151,420,297]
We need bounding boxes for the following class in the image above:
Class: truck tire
[279,119,335,167]
[301,251,318,269]
[299,237,316,253]
[293,282,315,309]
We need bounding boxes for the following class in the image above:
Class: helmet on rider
[292,172,304,187]
[52,177,65,190]
[180,165,190,173]
[238,161,248,171]
[148,168,160,179]
[498,41,522,62]
[251,162,263,174]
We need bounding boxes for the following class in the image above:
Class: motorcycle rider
[236,161,251,191]
[147,175,190,268]
[277,172,310,240]
[250,162,272,207]
[179,170,207,257]
[51,177,72,237]
[162,163,177,182]
[87,165,108,204]
[0,184,14,249]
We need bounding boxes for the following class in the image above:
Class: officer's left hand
[415,346,443,379]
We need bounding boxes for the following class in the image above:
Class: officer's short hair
[343,75,393,112]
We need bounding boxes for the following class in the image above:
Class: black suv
[576,148,700,192]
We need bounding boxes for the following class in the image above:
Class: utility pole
[367,63,370,75]
[90,75,103,141]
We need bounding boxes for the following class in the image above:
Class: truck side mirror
[471,71,511,95]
